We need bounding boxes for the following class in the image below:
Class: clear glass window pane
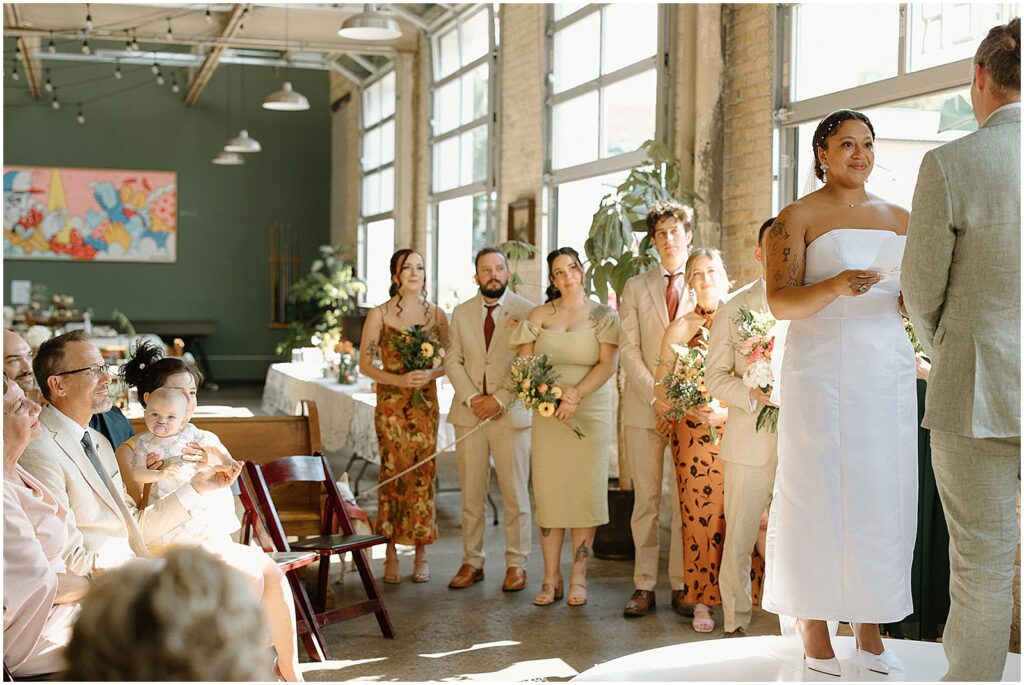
[433,78,461,135]
[552,91,599,169]
[379,167,395,214]
[792,4,899,101]
[436,27,460,80]
[362,126,382,171]
[380,120,395,166]
[792,88,973,207]
[555,4,588,21]
[362,171,381,217]
[363,80,381,127]
[461,63,490,125]
[553,11,600,93]
[460,125,488,186]
[363,218,395,306]
[461,9,490,66]
[907,3,1020,72]
[381,71,396,119]
[602,4,658,74]
[436,195,476,310]
[432,137,461,193]
[555,170,630,258]
[602,68,657,158]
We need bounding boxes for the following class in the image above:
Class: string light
[85,3,93,31]
[124,30,132,51]
[14,44,22,62]
[239,7,248,31]
[205,7,214,24]
[114,62,122,79]
[44,69,53,92]
[11,63,19,81]
[81,39,91,55]
[76,104,85,125]
[151,62,160,74]
[165,17,173,41]
[171,72,180,93]
[130,31,139,52]
[155,69,165,86]
[51,89,60,109]
[47,32,56,54]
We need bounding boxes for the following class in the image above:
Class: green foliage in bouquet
[276,245,366,357]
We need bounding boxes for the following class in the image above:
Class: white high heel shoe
[853,648,890,675]
[803,655,842,677]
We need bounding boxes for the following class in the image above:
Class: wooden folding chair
[234,479,328,661]
[245,456,395,639]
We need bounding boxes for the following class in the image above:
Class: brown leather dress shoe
[623,589,656,617]
[501,567,527,592]
[448,564,484,589]
[671,590,696,617]
[723,628,747,638]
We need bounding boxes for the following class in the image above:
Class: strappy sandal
[692,604,715,632]
[566,579,588,606]
[382,557,401,584]
[412,559,430,583]
[532,578,563,606]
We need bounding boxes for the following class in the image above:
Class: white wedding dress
[763,229,917,623]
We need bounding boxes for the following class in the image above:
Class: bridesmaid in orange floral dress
[359,249,449,584]
[655,248,764,633]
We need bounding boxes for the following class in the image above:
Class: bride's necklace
[826,188,867,209]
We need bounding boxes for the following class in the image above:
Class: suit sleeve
[443,306,479,405]
[619,278,655,396]
[19,444,100,576]
[706,299,754,413]
[902,151,955,355]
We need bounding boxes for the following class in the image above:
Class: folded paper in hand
[867,233,906,281]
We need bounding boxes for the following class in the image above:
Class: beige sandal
[566,580,588,606]
[382,557,401,584]
[533,578,564,606]
[692,604,715,632]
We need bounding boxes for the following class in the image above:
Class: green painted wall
[3,50,331,381]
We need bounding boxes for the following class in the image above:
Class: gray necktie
[81,431,147,554]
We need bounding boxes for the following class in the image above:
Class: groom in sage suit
[902,18,1020,682]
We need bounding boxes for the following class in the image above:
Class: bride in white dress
[762,110,917,677]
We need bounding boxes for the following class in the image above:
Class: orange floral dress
[672,307,765,606]
[373,324,440,545]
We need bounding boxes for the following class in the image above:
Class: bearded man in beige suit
[445,248,535,592]
[902,18,1020,682]
[706,218,783,637]
[620,200,696,617]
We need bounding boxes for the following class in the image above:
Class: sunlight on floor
[442,657,578,681]
[420,640,521,659]
[298,657,388,677]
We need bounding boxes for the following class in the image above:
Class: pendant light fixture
[213,68,245,166]
[262,6,309,111]
[338,4,401,41]
[226,66,262,152]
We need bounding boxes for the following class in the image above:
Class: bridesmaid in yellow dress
[359,249,449,584]
[511,247,620,607]
[655,248,764,633]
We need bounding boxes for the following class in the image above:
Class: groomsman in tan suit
[706,218,780,637]
[902,18,1020,681]
[620,200,695,617]
[445,248,535,592]
[19,331,238,575]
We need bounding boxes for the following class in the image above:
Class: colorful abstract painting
[3,165,177,262]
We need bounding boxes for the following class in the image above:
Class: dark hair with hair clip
[545,247,584,303]
[975,17,1021,96]
[121,340,203,408]
[387,248,428,318]
[812,109,876,182]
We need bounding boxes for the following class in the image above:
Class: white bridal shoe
[803,655,842,677]
[853,645,904,675]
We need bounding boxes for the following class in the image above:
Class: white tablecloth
[261,363,456,464]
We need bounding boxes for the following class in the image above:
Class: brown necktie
[666,273,683,321]
[483,304,497,394]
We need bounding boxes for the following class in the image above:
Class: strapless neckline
[807,228,905,249]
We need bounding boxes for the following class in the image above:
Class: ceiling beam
[347,53,377,73]
[185,3,249,106]
[4,5,43,99]
[327,59,363,88]
[383,4,429,30]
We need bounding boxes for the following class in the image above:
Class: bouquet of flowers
[659,334,719,444]
[903,317,925,357]
[735,306,779,433]
[507,354,584,439]
[393,324,445,407]
[335,339,359,384]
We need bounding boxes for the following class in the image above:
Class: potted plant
[275,245,366,359]
[498,239,539,294]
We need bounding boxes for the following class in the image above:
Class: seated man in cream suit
[445,247,535,592]
[706,217,783,637]
[19,331,239,576]
[620,201,696,617]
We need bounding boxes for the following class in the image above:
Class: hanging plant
[498,239,539,294]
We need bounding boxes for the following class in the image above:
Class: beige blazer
[445,291,534,429]
[620,266,695,428]
[705,280,779,466]
[20,405,192,575]
[902,106,1021,439]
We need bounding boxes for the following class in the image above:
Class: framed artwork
[3,165,177,263]
[507,197,535,245]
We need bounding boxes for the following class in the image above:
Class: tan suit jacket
[620,266,695,428]
[705,280,779,467]
[445,291,534,429]
[20,405,193,575]
[902,106,1021,439]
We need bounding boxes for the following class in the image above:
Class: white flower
[23,325,52,350]
[743,359,774,389]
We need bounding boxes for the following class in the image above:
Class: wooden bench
[130,400,326,536]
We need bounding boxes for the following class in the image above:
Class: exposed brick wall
[721,4,775,287]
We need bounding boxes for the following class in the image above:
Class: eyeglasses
[54,364,109,380]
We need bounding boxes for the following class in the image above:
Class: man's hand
[470,395,502,420]
[652,398,672,423]
[190,461,242,492]
[748,387,778,408]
